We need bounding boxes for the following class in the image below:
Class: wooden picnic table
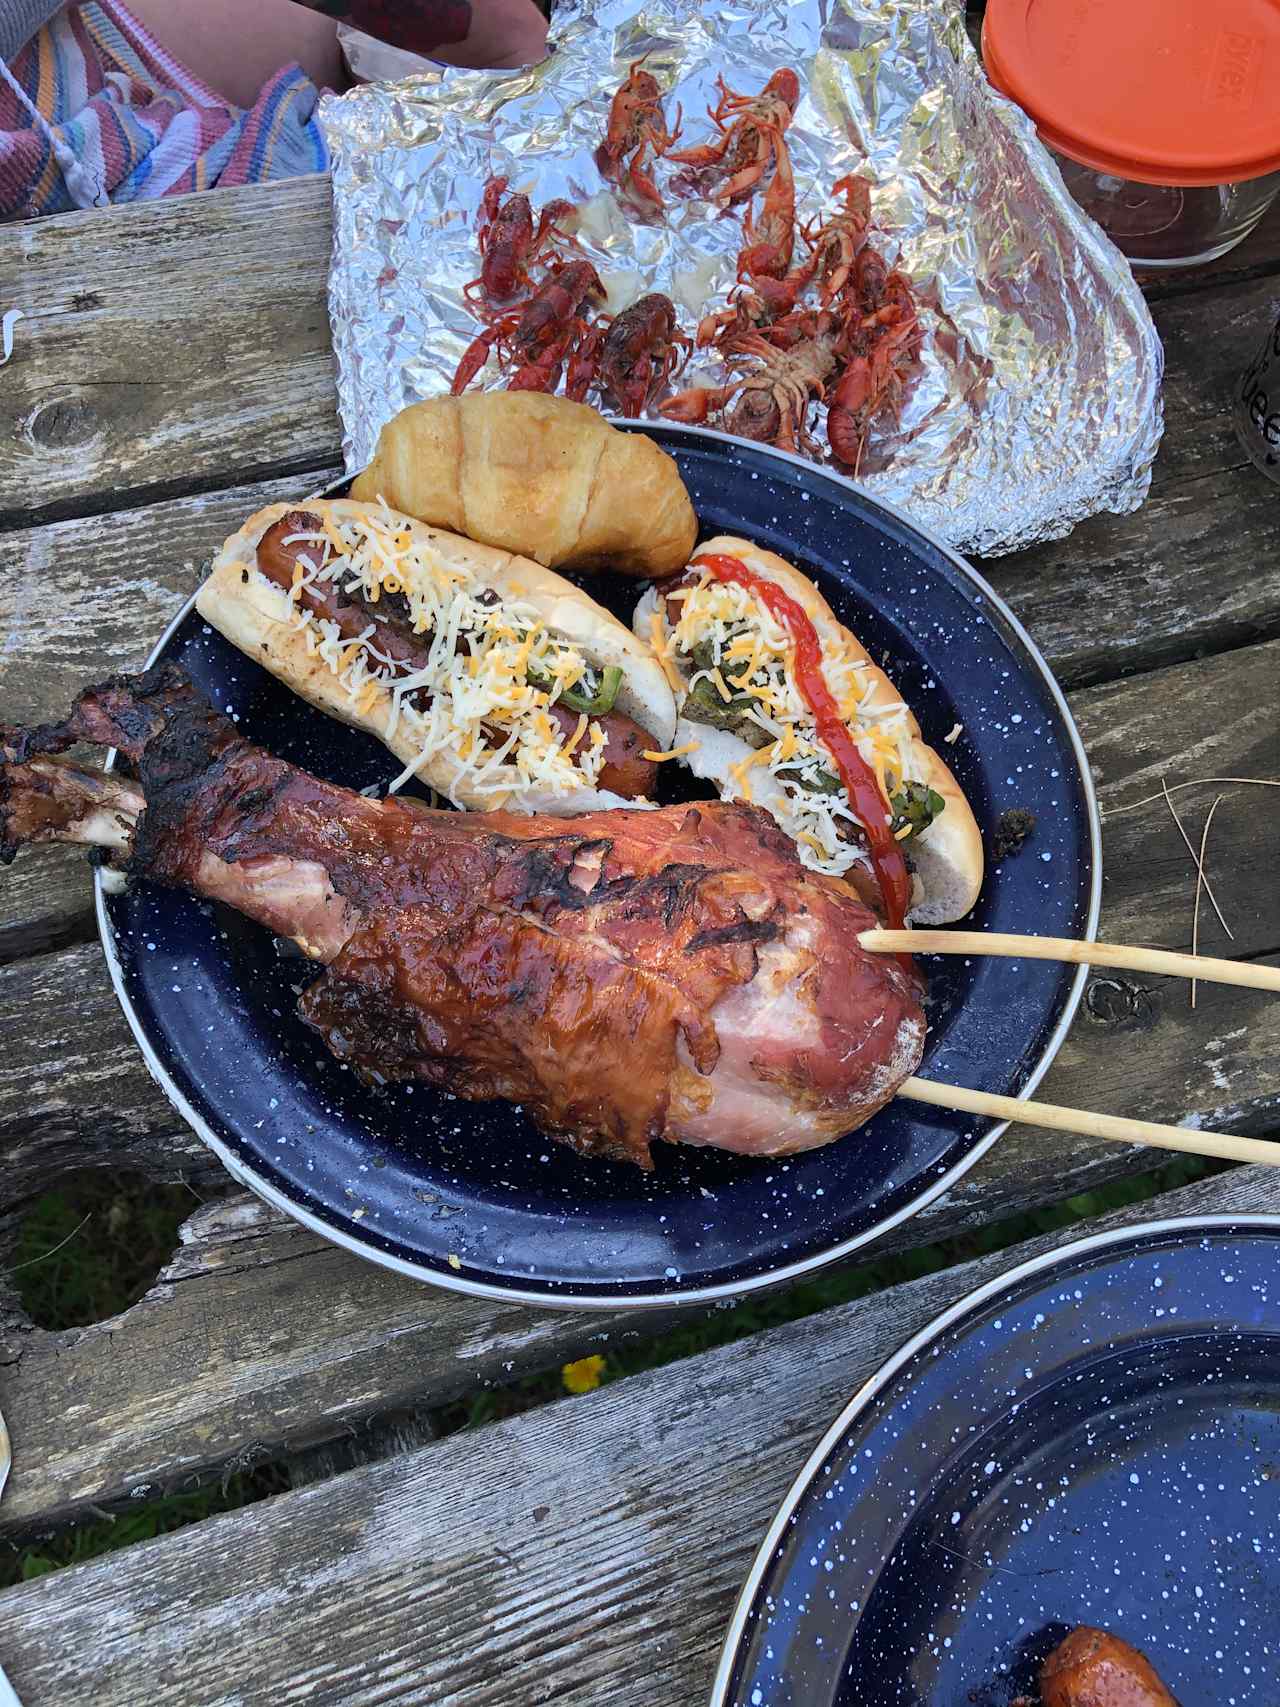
[0,170,1278,1705]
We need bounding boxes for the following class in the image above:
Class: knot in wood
[1084,974,1155,1032]
[29,397,99,450]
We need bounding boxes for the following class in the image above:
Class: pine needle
[1161,779,1234,941]
[1108,776,1280,816]
[1190,794,1227,1011]
[8,1211,93,1273]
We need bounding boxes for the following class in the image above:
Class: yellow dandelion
[561,1354,606,1394]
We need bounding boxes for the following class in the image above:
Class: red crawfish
[565,321,609,403]
[803,173,873,305]
[668,68,801,205]
[595,293,692,416]
[662,309,848,453]
[736,126,798,285]
[825,267,922,474]
[462,175,577,315]
[451,259,607,395]
[695,288,776,352]
[595,60,683,211]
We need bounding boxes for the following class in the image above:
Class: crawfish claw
[659,384,734,424]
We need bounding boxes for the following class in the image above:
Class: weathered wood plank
[1074,639,1279,952]
[0,1193,695,1537]
[979,266,1280,689]
[0,940,220,1200]
[0,1163,1274,1707]
[0,847,93,965]
[0,466,339,728]
[984,462,1280,690]
[0,635,1275,1539]
[0,177,337,528]
[1145,266,1279,486]
[0,165,1274,534]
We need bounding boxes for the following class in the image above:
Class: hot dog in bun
[634,535,983,926]
[197,499,677,812]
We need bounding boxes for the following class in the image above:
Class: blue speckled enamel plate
[714,1215,1280,1706]
[96,425,1099,1307]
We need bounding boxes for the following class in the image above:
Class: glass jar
[1048,159,1280,271]
[1234,312,1280,485]
[983,0,1280,271]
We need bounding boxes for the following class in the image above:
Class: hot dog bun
[634,534,983,924]
[197,499,677,814]
[350,393,698,577]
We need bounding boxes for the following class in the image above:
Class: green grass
[5,1469,292,1588]
[2,1170,290,1589]
[3,1152,1224,1586]
[12,1171,201,1331]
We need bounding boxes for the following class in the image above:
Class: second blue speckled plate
[714,1215,1280,1705]
[97,425,1099,1307]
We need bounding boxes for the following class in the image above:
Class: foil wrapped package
[320,0,1163,557]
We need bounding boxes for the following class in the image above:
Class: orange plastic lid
[983,0,1280,187]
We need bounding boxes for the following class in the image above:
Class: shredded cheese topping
[666,569,921,877]
[641,740,702,763]
[270,505,624,807]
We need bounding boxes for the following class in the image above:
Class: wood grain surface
[0,177,337,528]
[1,635,1274,1539]
[0,1163,1274,1707]
[0,470,338,962]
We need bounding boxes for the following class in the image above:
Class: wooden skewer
[897,1076,1280,1168]
[861,930,1280,994]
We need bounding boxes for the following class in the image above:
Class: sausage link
[255,515,657,799]
[257,511,429,675]
[1041,1626,1179,1707]
[542,699,656,799]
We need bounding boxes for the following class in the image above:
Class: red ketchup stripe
[694,554,912,933]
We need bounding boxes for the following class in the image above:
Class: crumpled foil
[320,0,1163,557]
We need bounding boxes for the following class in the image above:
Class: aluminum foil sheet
[320,0,1163,557]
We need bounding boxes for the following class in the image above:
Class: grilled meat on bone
[1,666,925,1167]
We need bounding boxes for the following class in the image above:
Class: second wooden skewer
[861,930,1280,994]
[896,1077,1280,1169]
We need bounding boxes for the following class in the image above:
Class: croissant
[350,392,698,577]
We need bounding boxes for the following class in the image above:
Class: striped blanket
[0,1,328,221]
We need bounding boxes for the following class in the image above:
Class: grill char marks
[5,663,198,767]
[257,512,439,679]
[0,668,928,1168]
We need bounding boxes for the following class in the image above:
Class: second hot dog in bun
[634,535,983,927]
[197,500,677,812]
